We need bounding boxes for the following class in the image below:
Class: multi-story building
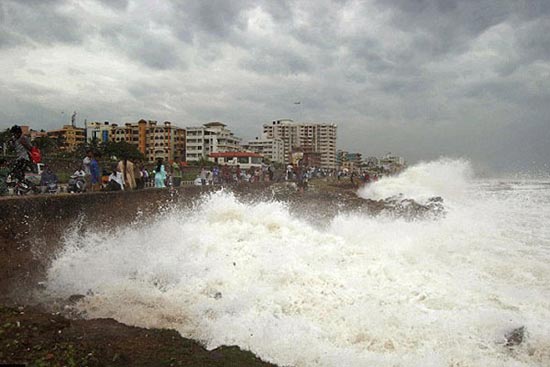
[86,121,112,143]
[110,120,186,163]
[243,134,285,164]
[208,152,263,169]
[20,126,47,141]
[336,150,363,171]
[364,156,379,168]
[263,119,337,169]
[379,152,406,174]
[185,122,241,162]
[47,125,85,152]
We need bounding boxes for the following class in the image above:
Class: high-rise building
[243,134,285,164]
[263,119,337,169]
[185,122,241,162]
[110,120,186,162]
[47,125,85,152]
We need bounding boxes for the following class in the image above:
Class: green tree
[54,134,67,152]
[33,136,58,155]
[102,141,144,161]
[0,128,14,155]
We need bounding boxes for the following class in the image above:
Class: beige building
[47,125,85,152]
[243,135,285,164]
[86,121,112,144]
[110,120,186,163]
[21,126,47,141]
[336,150,363,171]
[262,119,337,169]
[185,122,241,162]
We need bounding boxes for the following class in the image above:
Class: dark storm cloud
[170,0,254,41]
[374,0,550,60]
[101,24,183,70]
[97,0,128,10]
[0,0,83,47]
[0,0,549,172]
[241,47,312,76]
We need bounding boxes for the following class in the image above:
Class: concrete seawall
[0,184,271,302]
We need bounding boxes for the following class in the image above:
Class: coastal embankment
[0,184,278,366]
[0,179,446,366]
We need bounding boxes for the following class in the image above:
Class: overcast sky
[1,0,548,173]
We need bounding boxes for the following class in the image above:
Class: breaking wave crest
[358,158,473,203]
[44,160,550,367]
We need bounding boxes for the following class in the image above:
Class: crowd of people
[1,124,379,196]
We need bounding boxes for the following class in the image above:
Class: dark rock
[505,326,525,347]
[67,294,85,304]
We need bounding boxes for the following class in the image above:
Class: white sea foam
[45,159,550,366]
[358,158,473,204]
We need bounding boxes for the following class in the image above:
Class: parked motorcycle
[9,172,41,195]
[67,175,86,193]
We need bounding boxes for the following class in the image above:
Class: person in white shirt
[73,167,86,178]
[108,166,125,191]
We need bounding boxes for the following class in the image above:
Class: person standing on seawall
[154,158,166,188]
[83,149,92,187]
[117,156,136,190]
[10,125,32,182]
[89,152,101,191]
[0,158,10,195]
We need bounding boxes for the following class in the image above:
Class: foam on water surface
[45,159,550,366]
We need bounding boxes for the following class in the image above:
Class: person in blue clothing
[154,158,166,188]
[89,151,101,191]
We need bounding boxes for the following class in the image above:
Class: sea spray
[44,159,550,366]
[358,158,473,203]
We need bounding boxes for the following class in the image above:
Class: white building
[85,121,112,143]
[185,122,241,162]
[208,152,263,169]
[263,119,337,169]
[380,152,405,166]
[243,135,285,164]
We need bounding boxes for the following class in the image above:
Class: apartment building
[21,126,47,141]
[110,120,186,163]
[85,121,112,143]
[336,150,363,171]
[243,135,285,164]
[185,122,241,162]
[47,125,85,152]
[262,119,337,169]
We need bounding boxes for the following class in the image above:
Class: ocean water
[44,159,550,366]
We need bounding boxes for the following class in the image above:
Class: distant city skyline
[1,0,549,174]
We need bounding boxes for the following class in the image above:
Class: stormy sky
[1,0,549,173]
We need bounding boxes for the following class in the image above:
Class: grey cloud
[171,0,254,41]
[97,0,128,10]
[0,0,83,47]
[100,25,183,70]
[241,47,312,76]
[0,0,549,172]
[515,19,550,63]
[374,0,511,58]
